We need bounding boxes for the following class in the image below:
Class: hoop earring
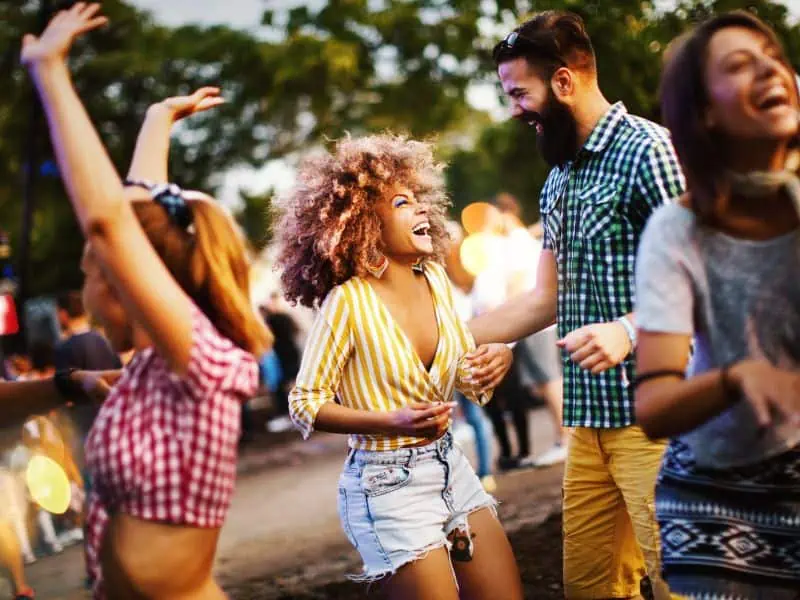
[365,253,389,279]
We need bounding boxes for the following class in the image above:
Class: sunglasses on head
[492,30,567,67]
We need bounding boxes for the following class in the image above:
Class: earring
[365,253,389,278]
[412,259,425,273]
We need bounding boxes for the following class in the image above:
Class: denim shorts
[337,431,497,581]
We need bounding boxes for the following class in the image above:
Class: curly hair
[274,134,451,308]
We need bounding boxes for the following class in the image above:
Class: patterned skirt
[657,440,800,600]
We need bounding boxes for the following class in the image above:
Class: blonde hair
[132,198,272,355]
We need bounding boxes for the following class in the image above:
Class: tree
[0,0,279,296]
[444,0,800,223]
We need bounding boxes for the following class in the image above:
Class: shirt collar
[581,101,627,155]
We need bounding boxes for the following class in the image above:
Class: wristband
[617,315,637,349]
[720,364,739,401]
[53,368,84,402]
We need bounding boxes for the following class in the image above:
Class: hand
[728,360,800,428]
[558,321,632,373]
[464,344,513,390]
[21,3,107,67]
[72,369,121,403]
[150,87,226,123]
[385,402,455,438]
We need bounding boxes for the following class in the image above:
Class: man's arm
[469,249,558,345]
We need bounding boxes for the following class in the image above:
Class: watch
[617,316,637,349]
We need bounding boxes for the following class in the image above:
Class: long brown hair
[660,11,798,220]
[132,197,272,355]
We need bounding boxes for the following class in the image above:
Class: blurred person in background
[493,196,566,468]
[473,11,684,599]
[259,292,301,415]
[635,11,800,598]
[467,201,538,471]
[54,291,121,488]
[444,221,496,492]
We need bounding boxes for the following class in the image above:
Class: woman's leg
[452,507,523,600]
[383,547,460,600]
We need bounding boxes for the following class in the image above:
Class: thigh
[563,429,634,598]
[452,507,523,600]
[606,427,669,597]
[384,546,459,600]
[339,459,450,579]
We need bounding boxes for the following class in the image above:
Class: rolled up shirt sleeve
[288,288,352,439]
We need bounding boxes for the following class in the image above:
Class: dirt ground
[15,409,566,600]
[227,514,564,600]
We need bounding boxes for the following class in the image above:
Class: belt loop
[406,448,417,469]
[346,447,357,468]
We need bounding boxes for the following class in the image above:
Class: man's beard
[519,91,579,167]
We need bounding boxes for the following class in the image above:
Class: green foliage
[447,0,800,223]
[2,0,799,297]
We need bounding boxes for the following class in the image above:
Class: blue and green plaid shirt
[540,102,684,428]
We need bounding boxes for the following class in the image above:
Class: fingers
[195,97,226,112]
[192,86,222,99]
[478,369,505,390]
[418,411,452,437]
[465,345,489,362]
[77,16,109,35]
[750,394,773,429]
[471,357,505,386]
[558,330,591,353]
[590,360,615,374]
[411,402,456,422]
[21,34,37,50]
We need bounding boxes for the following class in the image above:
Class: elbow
[536,288,557,327]
[84,203,127,243]
[85,214,113,242]
[634,394,669,440]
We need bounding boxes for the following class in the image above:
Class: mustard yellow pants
[563,426,672,600]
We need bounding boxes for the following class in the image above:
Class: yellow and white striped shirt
[289,261,489,451]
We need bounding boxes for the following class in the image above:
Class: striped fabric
[289,261,488,451]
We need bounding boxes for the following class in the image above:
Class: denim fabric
[337,431,496,580]
[456,393,493,478]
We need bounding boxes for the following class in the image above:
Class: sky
[129,0,800,201]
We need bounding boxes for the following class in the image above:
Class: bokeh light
[26,454,71,515]
[460,202,494,235]
[460,232,500,276]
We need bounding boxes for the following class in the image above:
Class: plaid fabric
[84,304,258,599]
[540,102,684,428]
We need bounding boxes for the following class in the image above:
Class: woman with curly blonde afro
[275,133,524,599]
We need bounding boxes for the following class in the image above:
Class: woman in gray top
[634,11,800,600]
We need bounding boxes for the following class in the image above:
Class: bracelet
[617,316,637,350]
[631,369,685,391]
[720,364,738,400]
[53,368,84,402]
